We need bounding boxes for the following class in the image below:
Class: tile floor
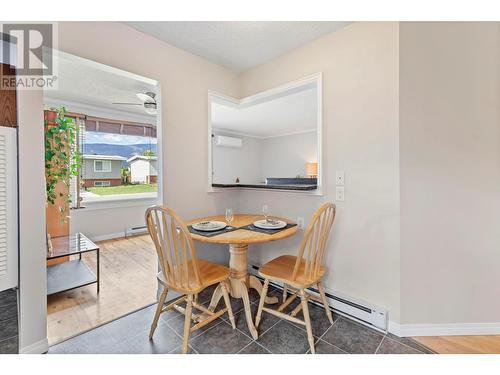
[49,285,434,354]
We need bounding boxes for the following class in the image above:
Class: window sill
[73,193,159,211]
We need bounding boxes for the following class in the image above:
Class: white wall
[212,131,262,184]
[150,160,158,176]
[260,131,317,179]
[130,159,151,183]
[399,22,500,327]
[17,89,48,353]
[213,130,317,183]
[239,22,401,323]
[70,200,156,240]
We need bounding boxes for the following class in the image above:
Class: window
[74,115,158,205]
[94,160,112,172]
[94,181,111,187]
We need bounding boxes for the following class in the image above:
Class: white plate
[192,221,227,232]
[253,219,287,230]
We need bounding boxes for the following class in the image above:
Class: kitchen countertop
[212,183,317,191]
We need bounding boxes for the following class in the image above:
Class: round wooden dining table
[186,214,298,339]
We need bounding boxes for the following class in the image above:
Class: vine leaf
[45,107,82,223]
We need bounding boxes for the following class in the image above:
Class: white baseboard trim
[90,229,149,243]
[248,265,388,332]
[90,232,126,242]
[388,320,403,337]
[20,338,49,354]
[388,321,500,337]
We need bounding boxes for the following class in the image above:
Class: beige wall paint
[57,22,242,219]
[56,20,244,247]
[212,131,263,184]
[58,21,246,283]
[20,21,243,352]
[400,22,500,325]
[19,22,500,352]
[238,22,401,322]
[260,131,318,180]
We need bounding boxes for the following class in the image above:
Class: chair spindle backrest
[293,203,336,281]
[145,206,201,291]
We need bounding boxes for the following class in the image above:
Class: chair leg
[149,286,168,339]
[255,279,269,329]
[221,281,236,329]
[282,283,288,303]
[182,294,193,354]
[317,281,334,324]
[300,289,315,354]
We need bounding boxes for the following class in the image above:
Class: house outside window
[76,120,158,204]
[94,160,112,172]
[127,155,158,184]
[61,113,158,206]
[82,155,127,188]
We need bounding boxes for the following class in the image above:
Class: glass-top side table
[47,233,100,295]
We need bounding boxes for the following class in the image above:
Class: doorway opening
[43,51,162,345]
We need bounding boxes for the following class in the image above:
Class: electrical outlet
[336,186,345,201]
[297,217,305,229]
[336,170,345,185]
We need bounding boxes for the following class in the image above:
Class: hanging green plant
[44,107,82,222]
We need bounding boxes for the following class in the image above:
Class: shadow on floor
[49,285,434,354]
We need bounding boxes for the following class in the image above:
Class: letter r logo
[2,23,53,76]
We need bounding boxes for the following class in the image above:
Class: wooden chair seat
[259,255,325,288]
[157,258,230,293]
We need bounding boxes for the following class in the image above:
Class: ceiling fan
[112,92,157,115]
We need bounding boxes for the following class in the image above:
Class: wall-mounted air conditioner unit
[215,135,242,148]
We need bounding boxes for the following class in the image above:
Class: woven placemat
[188,225,240,238]
[240,222,297,235]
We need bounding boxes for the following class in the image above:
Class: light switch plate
[336,171,345,186]
[336,186,345,201]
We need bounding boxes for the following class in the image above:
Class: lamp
[306,162,318,178]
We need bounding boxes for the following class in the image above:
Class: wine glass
[262,204,269,222]
[225,208,234,228]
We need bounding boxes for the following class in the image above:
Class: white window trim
[94,160,112,173]
[207,73,323,195]
[94,181,111,187]
[78,194,159,211]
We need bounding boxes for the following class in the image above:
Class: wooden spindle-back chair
[146,206,236,353]
[255,203,336,354]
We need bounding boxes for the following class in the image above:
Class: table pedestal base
[208,243,278,339]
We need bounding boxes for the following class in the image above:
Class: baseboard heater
[125,225,148,237]
[250,265,388,332]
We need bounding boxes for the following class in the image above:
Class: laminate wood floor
[414,335,500,354]
[47,235,158,345]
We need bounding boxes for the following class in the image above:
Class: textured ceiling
[44,51,158,120]
[125,21,352,72]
